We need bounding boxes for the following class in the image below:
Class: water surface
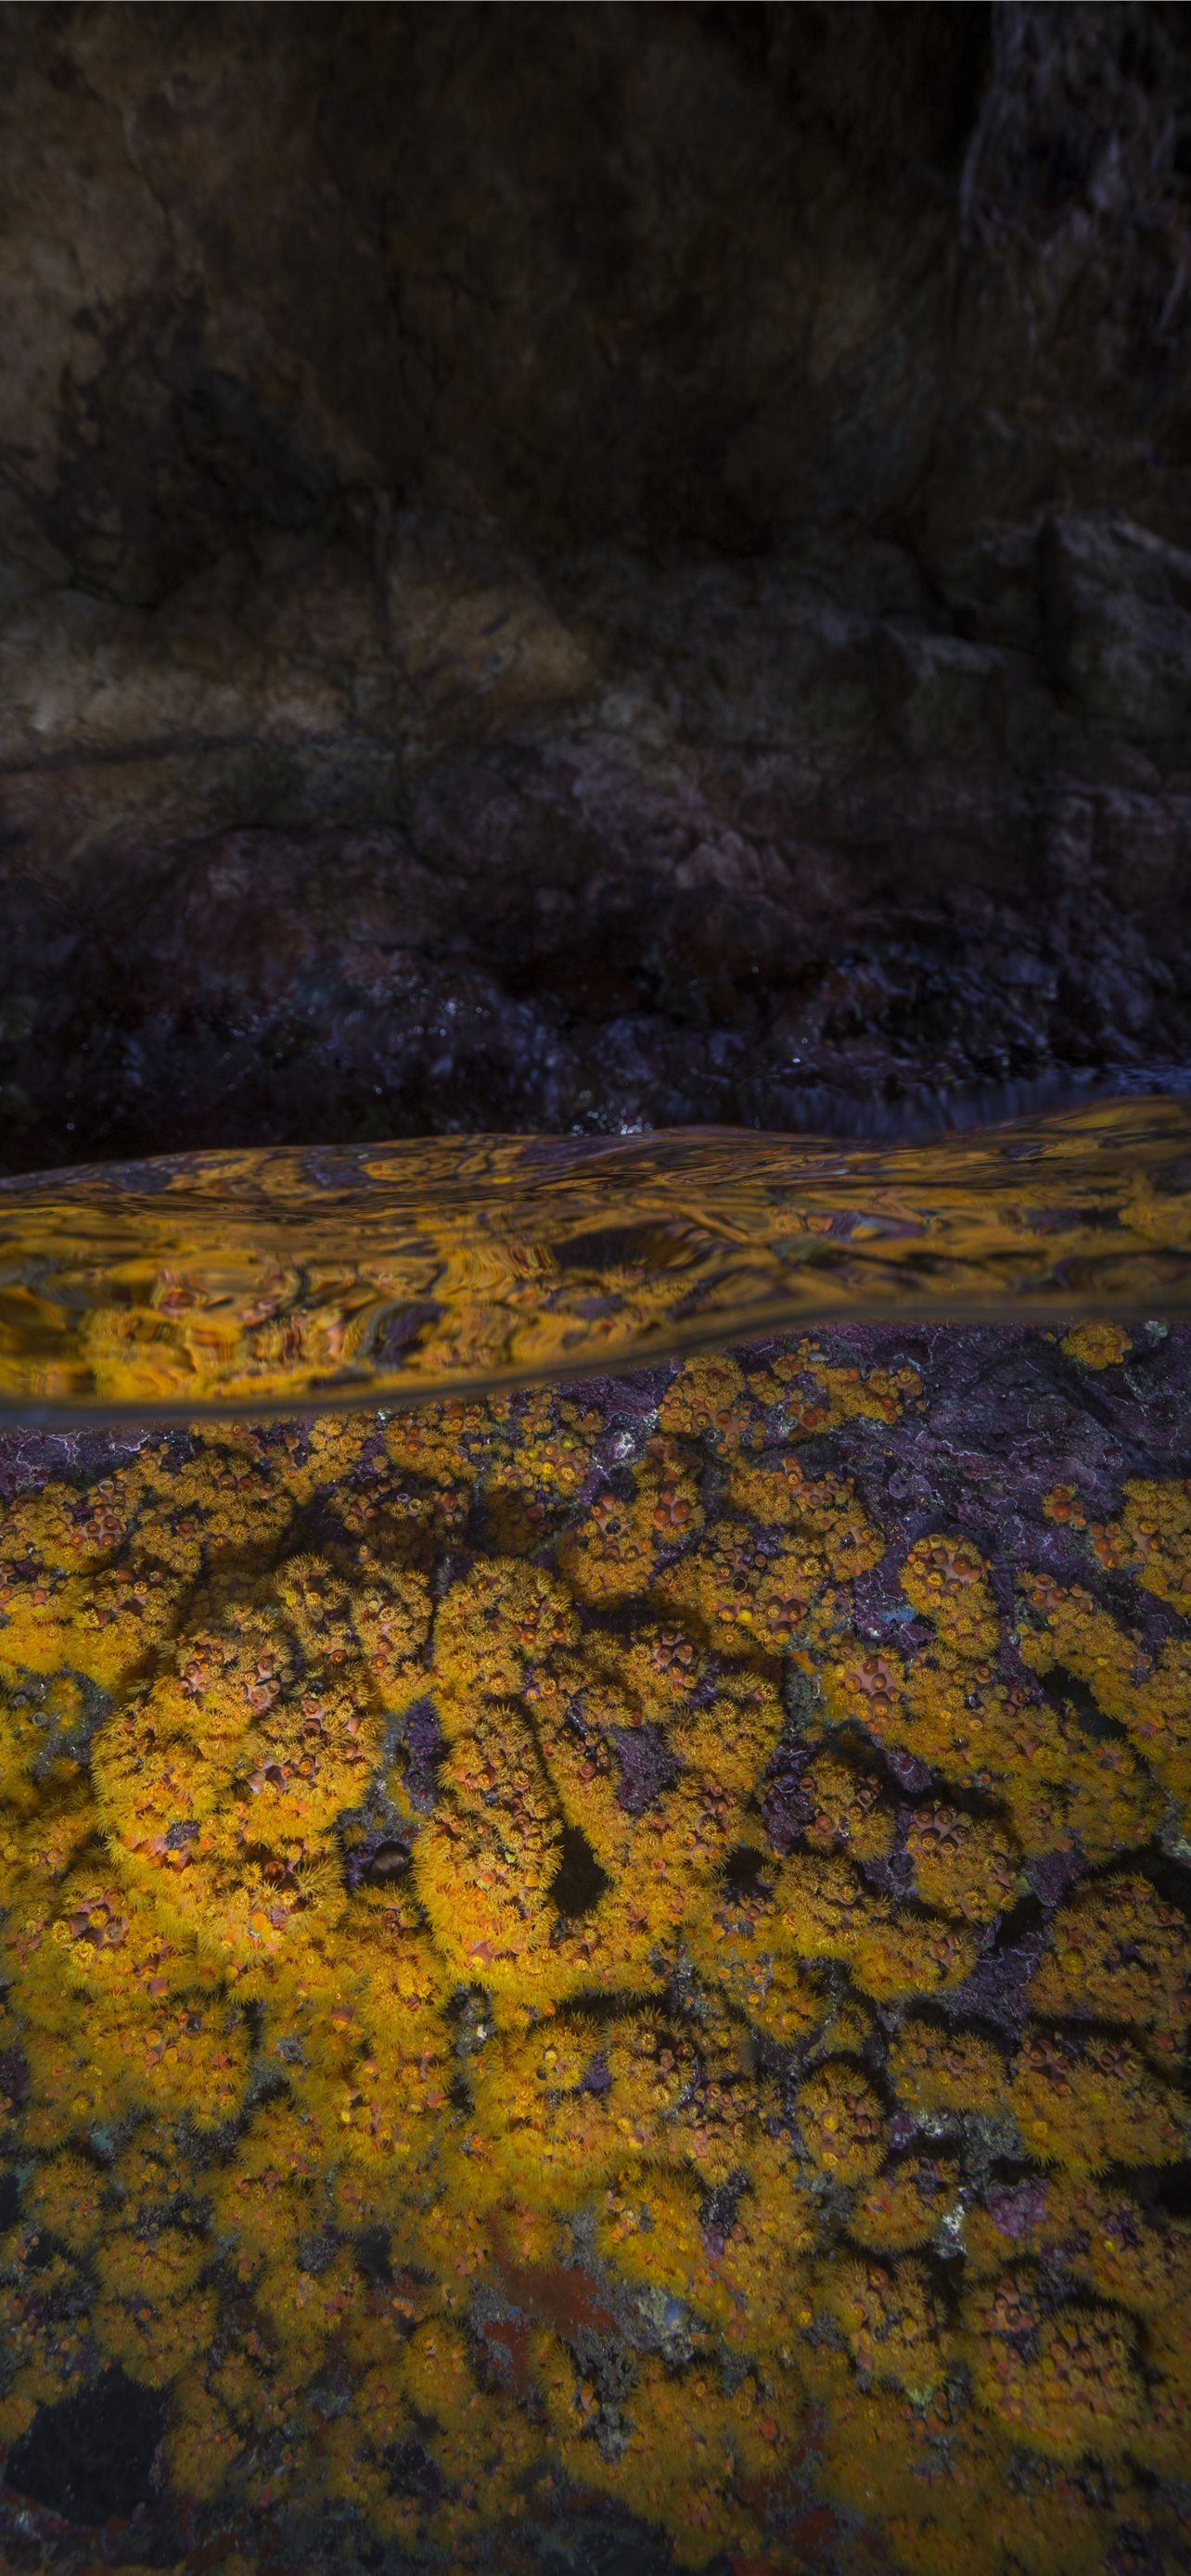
[1,1098,1189,1415]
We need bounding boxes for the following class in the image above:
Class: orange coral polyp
[0,1374,1188,2569]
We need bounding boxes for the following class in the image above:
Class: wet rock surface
[5,751,1191,1170]
[0,3,1190,1165]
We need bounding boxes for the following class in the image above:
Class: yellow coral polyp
[0,1394,1189,2569]
[1044,2178,1191,2318]
[905,1801,1020,1920]
[1088,1473,1191,1613]
[431,1554,577,1711]
[657,1513,827,1651]
[587,1618,707,1723]
[900,1534,1000,1657]
[746,1345,921,1433]
[557,1439,704,1608]
[820,2252,948,2399]
[1028,1872,1191,2035]
[1060,1320,1133,1370]
[21,2148,105,2252]
[798,2058,887,2184]
[965,2276,1146,2463]
[684,1874,823,2046]
[850,2153,961,2254]
[888,2016,1008,2121]
[724,1453,885,1578]
[1010,2025,1186,2173]
[596,2170,729,2326]
[776,1851,978,2003]
[797,1747,896,1864]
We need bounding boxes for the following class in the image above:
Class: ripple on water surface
[0,1097,1189,1414]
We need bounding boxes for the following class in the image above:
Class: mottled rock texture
[2,1,1191,1163]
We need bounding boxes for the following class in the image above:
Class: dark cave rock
[0,1,1190,1157]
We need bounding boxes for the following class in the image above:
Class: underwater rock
[0,1320,1188,2571]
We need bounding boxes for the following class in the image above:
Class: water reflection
[1,1099,1190,1414]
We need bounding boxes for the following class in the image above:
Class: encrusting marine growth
[0,1331,1187,2570]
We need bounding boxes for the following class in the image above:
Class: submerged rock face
[2,1,1191,1161]
[0,1327,1190,2572]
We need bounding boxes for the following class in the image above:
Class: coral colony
[0,1328,1188,2570]
[3,4,1191,2569]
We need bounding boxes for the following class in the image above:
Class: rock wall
[2,2,1190,1163]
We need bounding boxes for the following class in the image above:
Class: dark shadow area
[551,1822,613,1919]
[0,2,1186,1162]
[4,2371,166,2525]
[721,1843,770,1897]
[1038,1663,1133,1744]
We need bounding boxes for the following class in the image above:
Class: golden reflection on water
[1,1100,1190,1415]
